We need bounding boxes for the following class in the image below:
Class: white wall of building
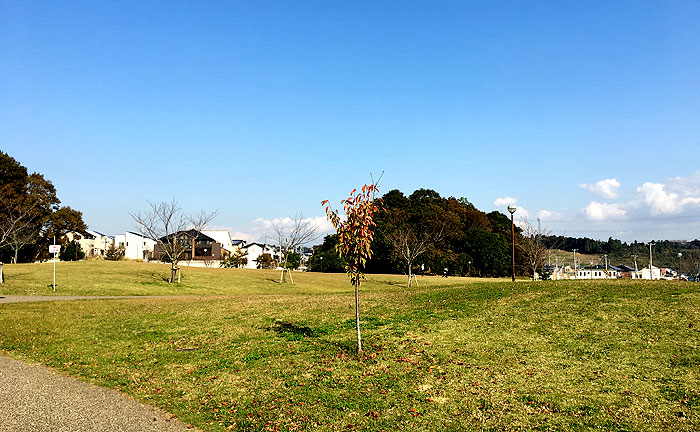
[640,266,662,280]
[115,232,155,260]
[202,230,234,254]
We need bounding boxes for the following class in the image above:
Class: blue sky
[2,1,700,243]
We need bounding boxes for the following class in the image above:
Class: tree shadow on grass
[267,320,322,340]
[266,318,387,359]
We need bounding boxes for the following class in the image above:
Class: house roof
[616,265,636,272]
[158,229,217,243]
[582,264,618,270]
[242,242,271,250]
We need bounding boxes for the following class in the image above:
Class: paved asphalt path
[0,295,201,431]
[0,356,197,431]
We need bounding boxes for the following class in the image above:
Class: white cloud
[493,196,517,206]
[637,172,700,215]
[580,178,620,199]
[538,210,553,219]
[584,201,627,221]
[230,215,334,244]
[230,231,259,243]
[512,207,531,229]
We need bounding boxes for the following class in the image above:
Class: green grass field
[1,261,699,431]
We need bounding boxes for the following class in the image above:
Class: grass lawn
[0,261,699,431]
[0,260,487,296]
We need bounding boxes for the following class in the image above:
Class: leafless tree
[0,194,42,265]
[271,213,319,283]
[388,224,445,287]
[130,200,217,283]
[518,218,559,280]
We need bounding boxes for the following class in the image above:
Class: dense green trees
[544,235,700,270]
[0,151,86,263]
[366,189,519,277]
[60,240,85,261]
[307,235,346,272]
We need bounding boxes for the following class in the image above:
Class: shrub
[105,244,125,261]
[60,241,85,261]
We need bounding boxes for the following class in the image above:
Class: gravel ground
[0,356,197,431]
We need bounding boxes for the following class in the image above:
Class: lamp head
[507,204,517,214]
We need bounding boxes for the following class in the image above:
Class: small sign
[49,245,61,254]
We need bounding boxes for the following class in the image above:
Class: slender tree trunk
[354,278,362,355]
[407,262,413,287]
[170,262,176,284]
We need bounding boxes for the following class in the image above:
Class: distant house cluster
[69,229,310,269]
[543,263,677,281]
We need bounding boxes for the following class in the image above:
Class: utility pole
[507,204,517,282]
[572,249,578,279]
[649,242,655,280]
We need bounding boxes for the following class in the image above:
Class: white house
[576,265,618,279]
[66,230,114,258]
[241,242,277,269]
[201,230,243,255]
[639,265,662,280]
[114,231,156,260]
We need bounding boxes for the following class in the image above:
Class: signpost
[49,238,60,291]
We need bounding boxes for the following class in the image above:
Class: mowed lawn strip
[0,260,487,296]
[0,262,698,431]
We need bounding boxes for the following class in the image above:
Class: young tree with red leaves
[323,182,382,355]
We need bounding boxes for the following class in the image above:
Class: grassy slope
[0,261,698,431]
[0,260,488,296]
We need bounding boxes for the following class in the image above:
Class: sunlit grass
[0,261,698,431]
[0,260,494,296]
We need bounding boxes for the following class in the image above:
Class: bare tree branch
[130,200,217,283]
[271,213,319,283]
[517,217,560,280]
[388,222,445,287]
[0,194,40,258]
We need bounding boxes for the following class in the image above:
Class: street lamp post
[649,242,655,280]
[573,249,578,279]
[320,256,323,273]
[678,252,683,280]
[632,254,638,279]
[507,204,517,282]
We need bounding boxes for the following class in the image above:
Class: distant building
[153,229,230,263]
[241,243,278,269]
[66,229,114,258]
[202,230,238,255]
[114,231,156,260]
[576,264,618,279]
[616,264,638,279]
[639,265,662,280]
